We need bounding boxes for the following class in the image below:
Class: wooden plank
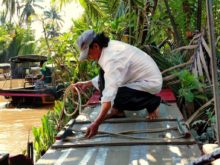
[36,96,201,165]
[76,103,184,123]
[53,103,194,149]
[37,102,201,165]
[52,140,196,149]
[53,120,195,149]
[75,118,177,124]
[206,0,220,144]
[37,145,201,165]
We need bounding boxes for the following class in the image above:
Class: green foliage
[32,115,54,160]
[17,28,36,55]
[1,0,220,159]
[51,0,73,9]
[0,25,36,62]
[43,5,64,38]
[0,11,7,25]
[19,0,43,25]
[1,0,17,22]
[37,31,82,82]
[170,0,198,43]
[213,0,220,36]
[147,6,170,45]
[142,45,173,72]
[206,110,216,125]
[32,101,70,160]
[0,25,13,54]
[177,70,206,102]
[95,0,120,16]
[79,0,105,20]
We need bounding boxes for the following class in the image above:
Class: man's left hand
[85,122,99,138]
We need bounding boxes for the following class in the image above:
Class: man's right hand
[73,81,92,91]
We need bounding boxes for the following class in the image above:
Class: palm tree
[43,5,64,38]
[44,6,63,29]
[1,0,18,22]
[53,0,105,20]
[0,11,7,25]
[19,0,43,26]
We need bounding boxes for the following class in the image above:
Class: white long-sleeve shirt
[91,40,163,103]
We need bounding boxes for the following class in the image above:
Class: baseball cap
[77,30,96,61]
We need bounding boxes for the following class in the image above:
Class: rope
[62,85,188,141]
[63,84,91,120]
[63,85,81,117]
[70,127,185,140]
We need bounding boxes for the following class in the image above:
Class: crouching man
[74,30,163,138]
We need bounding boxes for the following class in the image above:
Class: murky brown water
[0,99,53,155]
[0,79,54,155]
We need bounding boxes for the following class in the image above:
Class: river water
[0,98,52,155]
[0,79,53,155]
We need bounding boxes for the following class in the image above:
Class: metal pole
[206,0,220,145]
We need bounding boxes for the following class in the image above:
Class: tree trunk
[182,0,190,28]
[196,0,202,32]
[164,0,183,47]
[41,19,51,54]
[151,0,158,16]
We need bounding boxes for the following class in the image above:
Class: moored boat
[0,55,64,106]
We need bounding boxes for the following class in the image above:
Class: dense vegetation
[1,0,220,160]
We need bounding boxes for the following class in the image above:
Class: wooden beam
[52,140,196,149]
[75,117,177,124]
[206,0,220,145]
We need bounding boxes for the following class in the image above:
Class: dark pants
[98,69,161,113]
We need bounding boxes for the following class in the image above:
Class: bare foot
[146,107,160,120]
[105,108,125,119]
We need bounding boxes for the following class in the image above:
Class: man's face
[88,43,101,61]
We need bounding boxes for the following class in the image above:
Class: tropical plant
[32,115,54,160]
[0,25,36,62]
[32,101,70,160]
[43,5,63,38]
[0,11,7,25]
[0,25,13,54]
[32,0,220,146]
[19,0,43,25]
[177,69,206,102]
[1,0,18,22]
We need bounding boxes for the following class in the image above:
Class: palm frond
[19,0,42,24]
[96,0,120,17]
[78,0,105,20]
[2,0,17,21]
[51,0,73,10]
[131,0,145,8]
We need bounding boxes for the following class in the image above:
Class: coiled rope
[63,84,91,120]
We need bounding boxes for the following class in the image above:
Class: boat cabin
[0,55,63,106]
[0,63,10,80]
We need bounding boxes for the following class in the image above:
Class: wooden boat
[0,55,63,106]
[36,89,202,165]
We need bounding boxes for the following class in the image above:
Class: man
[39,62,52,84]
[34,62,52,89]
[75,30,163,138]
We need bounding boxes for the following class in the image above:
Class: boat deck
[36,102,201,165]
[0,86,56,96]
